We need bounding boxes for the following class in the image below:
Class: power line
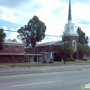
[45,34,62,37]
[4,30,18,32]
[3,29,90,39]
[3,29,62,37]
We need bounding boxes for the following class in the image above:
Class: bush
[42,60,47,63]
[82,58,88,61]
[42,59,54,63]
[66,58,75,61]
[49,59,54,63]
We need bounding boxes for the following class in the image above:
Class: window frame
[5,45,8,49]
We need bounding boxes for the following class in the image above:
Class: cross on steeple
[68,0,72,21]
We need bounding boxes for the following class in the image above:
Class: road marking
[83,68,87,70]
[11,80,63,87]
[40,69,46,70]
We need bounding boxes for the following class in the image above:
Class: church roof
[36,40,68,47]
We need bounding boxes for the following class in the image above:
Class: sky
[0,0,90,44]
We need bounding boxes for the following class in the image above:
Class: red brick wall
[0,55,24,63]
[0,43,25,63]
[0,45,24,53]
[62,36,79,59]
[25,45,55,54]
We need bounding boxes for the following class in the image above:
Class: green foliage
[42,59,54,63]
[17,15,46,50]
[59,42,75,56]
[12,39,17,42]
[7,39,11,42]
[66,58,75,61]
[49,60,54,63]
[78,44,90,54]
[82,58,88,61]
[77,27,88,45]
[42,60,47,63]
[0,28,6,51]
[7,39,17,42]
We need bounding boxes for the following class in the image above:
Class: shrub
[66,58,75,61]
[42,60,47,63]
[42,59,54,63]
[82,58,88,61]
[49,59,54,63]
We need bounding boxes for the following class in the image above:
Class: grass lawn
[0,60,90,67]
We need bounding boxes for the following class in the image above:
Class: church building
[25,0,80,62]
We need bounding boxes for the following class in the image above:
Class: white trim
[4,41,24,46]
[0,53,42,56]
[4,43,24,46]
[0,53,24,55]
[25,54,42,56]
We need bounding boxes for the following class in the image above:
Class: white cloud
[0,0,90,44]
[2,26,21,42]
[2,26,7,30]
[1,26,8,34]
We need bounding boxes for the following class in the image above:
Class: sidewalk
[0,64,90,76]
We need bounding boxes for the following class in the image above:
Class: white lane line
[40,69,46,70]
[11,80,63,87]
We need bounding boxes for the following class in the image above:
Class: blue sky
[0,0,90,44]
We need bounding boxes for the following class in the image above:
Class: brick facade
[62,35,79,59]
[25,35,81,61]
[0,41,24,63]
[25,41,66,61]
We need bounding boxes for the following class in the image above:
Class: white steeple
[63,0,78,36]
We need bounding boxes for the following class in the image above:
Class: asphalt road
[0,69,90,90]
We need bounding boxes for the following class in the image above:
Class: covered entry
[24,54,42,63]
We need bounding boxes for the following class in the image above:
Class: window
[15,46,18,50]
[4,56,8,59]
[11,56,15,59]
[5,45,8,49]
[36,48,40,53]
[19,56,22,59]
[43,48,47,52]
[72,40,76,51]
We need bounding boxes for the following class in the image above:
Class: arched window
[72,40,76,51]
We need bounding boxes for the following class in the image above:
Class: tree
[77,27,88,45]
[12,39,17,42]
[0,28,6,51]
[7,39,12,42]
[78,44,90,57]
[59,42,75,64]
[7,39,17,42]
[17,15,46,53]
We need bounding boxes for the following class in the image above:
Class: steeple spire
[68,0,72,21]
[63,0,78,36]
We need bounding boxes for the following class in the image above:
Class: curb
[0,68,84,76]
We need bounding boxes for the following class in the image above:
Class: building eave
[4,41,24,46]
[0,53,24,55]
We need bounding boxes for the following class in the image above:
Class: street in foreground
[0,69,90,90]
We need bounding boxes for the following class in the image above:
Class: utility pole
[63,32,66,64]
